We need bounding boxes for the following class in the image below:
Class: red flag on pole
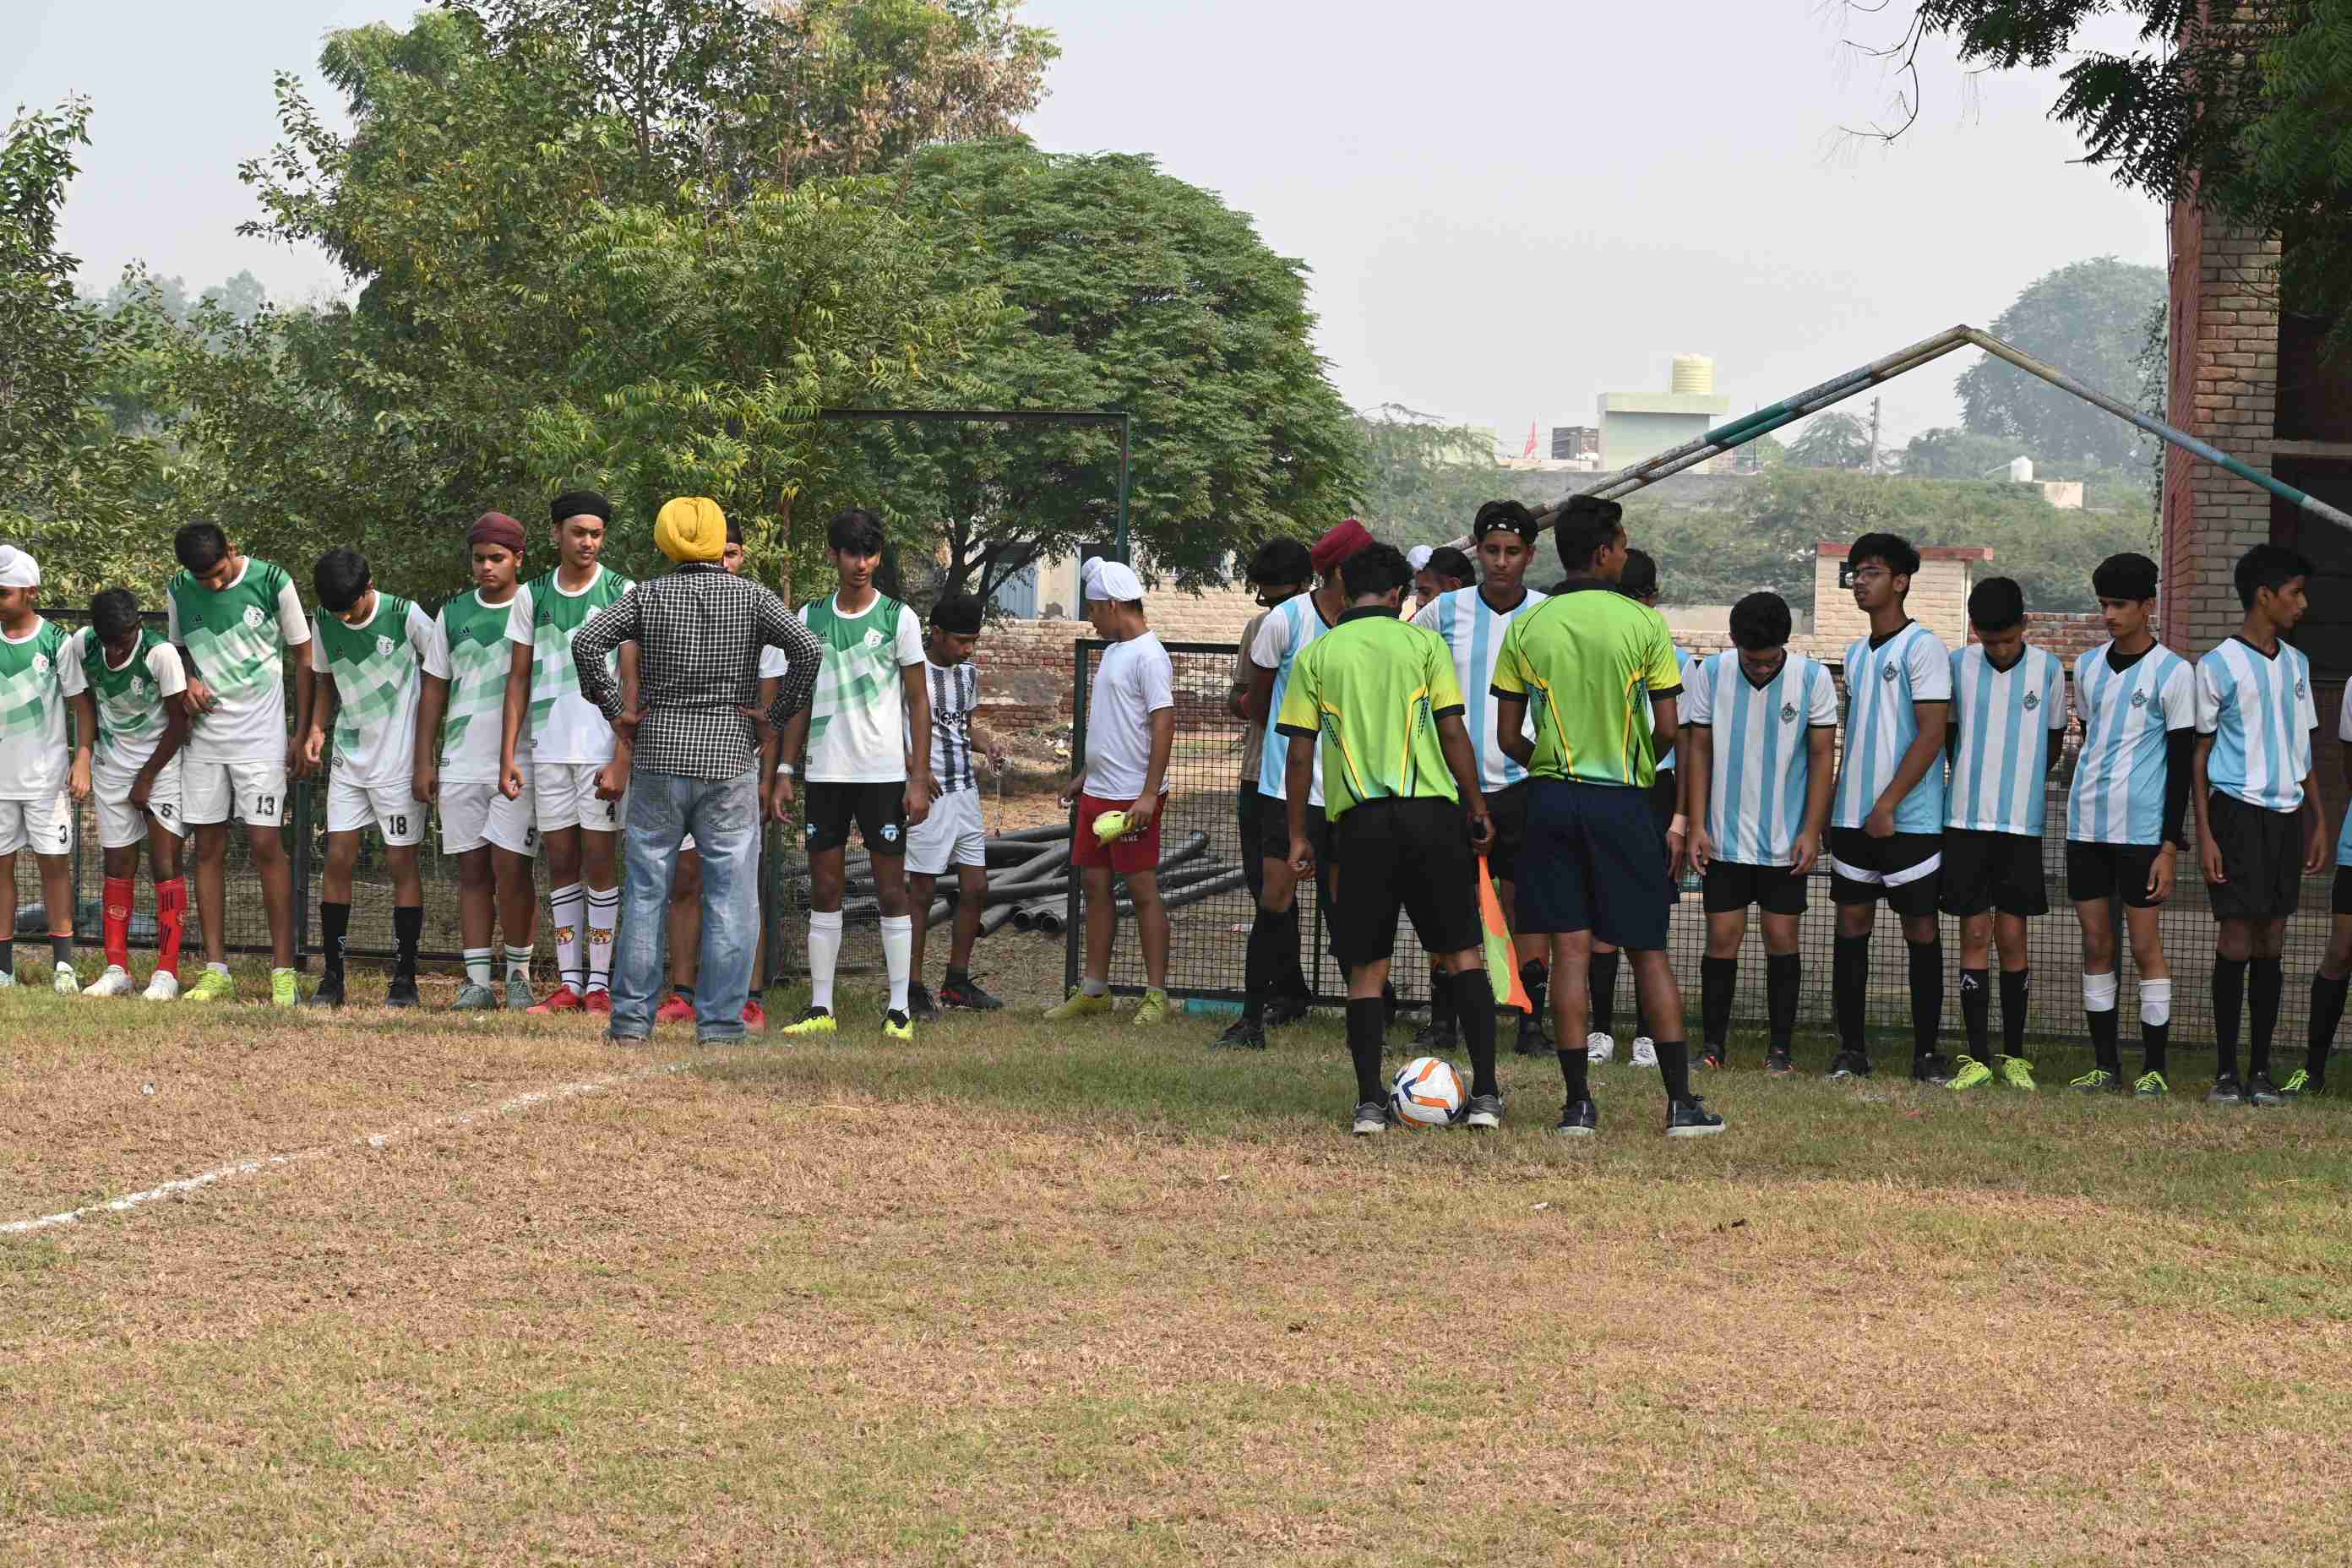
[1521,420,1539,460]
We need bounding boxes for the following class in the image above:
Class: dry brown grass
[6,1002,2352,1565]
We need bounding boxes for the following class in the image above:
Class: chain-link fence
[1068,639,2347,1051]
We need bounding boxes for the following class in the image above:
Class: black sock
[2307,972,2349,1081]
[1244,908,1275,1019]
[1278,903,1308,999]
[393,905,422,979]
[2213,956,2247,1080]
[1700,956,1736,1047]
[0,936,14,978]
[50,933,72,971]
[1521,958,1549,1021]
[1766,953,1800,1051]
[1833,935,1869,1054]
[945,966,970,987]
[1453,971,1499,1098]
[676,982,696,1003]
[2088,982,2121,1075]
[1587,950,1620,1041]
[1556,1042,1590,1102]
[1959,967,1990,1059]
[1908,940,1944,1059]
[1429,964,1456,1034]
[1345,997,1386,1105]
[2248,957,2284,1077]
[2142,1018,2170,1077]
[321,902,351,981]
[1656,1040,1691,1102]
[2000,968,2030,1059]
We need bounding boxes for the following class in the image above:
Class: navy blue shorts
[1519,778,1674,949]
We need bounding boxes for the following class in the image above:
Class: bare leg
[1128,868,1168,990]
[193,822,229,965]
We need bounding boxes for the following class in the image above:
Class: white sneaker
[1586,1032,1615,1064]
[0,969,19,988]
[141,969,181,1002]
[52,963,80,995]
[84,965,135,998]
[1631,1036,1658,1068]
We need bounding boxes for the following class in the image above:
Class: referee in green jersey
[1275,544,1502,1135]
[1493,498,1725,1139]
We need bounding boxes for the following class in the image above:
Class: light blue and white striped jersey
[1685,649,1839,867]
[1832,621,1952,833]
[1657,645,1696,773]
[2067,642,2194,846]
[2336,699,2352,867]
[1945,644,2068,836]
[2196,636,2317,814]
[1412,585,1546,792]
[1250,593,1334,805]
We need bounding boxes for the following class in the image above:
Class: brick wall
[1810,542,1990,651]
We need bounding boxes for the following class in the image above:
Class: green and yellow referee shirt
[1490,580,1682,789]
[1274,607,1465,823]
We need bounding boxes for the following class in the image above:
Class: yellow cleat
[270,968,300,1009]
[1043,988,1111,1021]
[780,1006,838,1037]
[882,1009,914,1043]
[1946,1054,1995,1091]
[184,967,236,1003]
[2000,1055,2037,1091]
[1132,988,1174,1026]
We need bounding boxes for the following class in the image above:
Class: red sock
[155,878,187,977]
[103,876,133,972]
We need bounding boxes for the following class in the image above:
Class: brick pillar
[2164,210,2280,656]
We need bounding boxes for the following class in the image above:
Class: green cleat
[2069,1067,2121,1095]
[2000,1056,2037,1091]
[2133,1070,2171,1097]
[1043,988,1111,1021]
[1946,1054,1995,1091]
[183,967,236,1003]
[270,968,300,1009]
[1132,988,1173,1025]
[2277,1068,2312,1099]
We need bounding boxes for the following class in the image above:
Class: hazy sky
[11,0,2166,452]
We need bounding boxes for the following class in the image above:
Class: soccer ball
[1092,809,1130,844]
[1390,1056,1467,1128]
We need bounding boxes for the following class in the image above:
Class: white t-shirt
[1085,631,1174,800]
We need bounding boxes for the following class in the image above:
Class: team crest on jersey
[2131,689,2148,707]
[1779,702,1797,723]
[376,634,397,658]
[242,605,265,629]
[1881,664,1898,683]
[2298,678,2309,697]
[2023,691,2041,711]
[882,824,901,843]
[863,628,884,649]
[131,676,149,697]
[30,653,48,675]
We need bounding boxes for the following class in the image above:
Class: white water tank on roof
[2008,456,2034,483]
[1671,354,1715,395]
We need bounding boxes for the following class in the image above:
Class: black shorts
[2066,841,2172,909]
[1519,778,1674,949]
[1703,860,1810,917]
[1939,828,2049,918]
[804,780,906,857]
[1257,792,1331,866]
[1328,798,1481,968]
[1828,826,1942,917]
[2334,863,2352,917]
[1483,782,1528,883]
[2206,791,2301,922]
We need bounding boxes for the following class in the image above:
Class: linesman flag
[1476,856,1532,1012]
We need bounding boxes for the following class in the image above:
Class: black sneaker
[1665,1096,1727,1137]
[1912,1052,1957,1086]
[2246,1070,2286,1106]
[1265,994,1311,1029]
[1351,1100,1391,1135]
[2207,1073,2246,1106]
[1411,1017,1459,1054]
[1463,1092,1504,1130]
[906,983,940,1023]
[939,975,1004,1012]
[1554,1097,1599,1138]
[1514,1010,1550,1058]
[1825,1049,1871,1081]
[1697,1045,1727,1070]
[1212,1015,1267,1050]
[305,972,346,1009]
[1765,1048,1795,1077]
[385,975,420,1009]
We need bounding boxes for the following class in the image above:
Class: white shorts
[0,794,74,858]
[327,773,428,847]
[906,787,986,876]
[533,760,623,835]
[439,779,537,856]
[183,760,288,828]
[92,759,183,851]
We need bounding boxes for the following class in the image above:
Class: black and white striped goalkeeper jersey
[923,659,983,795]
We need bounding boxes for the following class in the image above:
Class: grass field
[7,969,2352,1565]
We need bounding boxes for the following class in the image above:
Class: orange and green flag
[1476,855,1532,1012]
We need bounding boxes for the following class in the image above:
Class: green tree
[1956,258,2165,470]
[1902,427,2033,480]
[1784,410,1874,471]
[1353,406,1541,550]
[876,138,1364,604]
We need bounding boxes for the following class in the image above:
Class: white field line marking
[3,1060,691,1237]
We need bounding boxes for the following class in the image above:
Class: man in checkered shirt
[573,497,821,1046]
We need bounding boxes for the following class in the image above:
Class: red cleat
[742,999,767,1032]
[656,993,695,1025]
[526,984,585,1015]
[584,989,612,1015]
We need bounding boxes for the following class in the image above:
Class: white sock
[464,947,493,988]
[585,885,619,994]
[504,945,533,982]
[1081,975,1108,998]
[882,914,912,1015]
[809,909,843,1013]
[550,883,586,990]
[2141,977,2173,1026]
[209,961,230,977]
[2083,971,2118,1014]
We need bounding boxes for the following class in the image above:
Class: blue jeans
[612,765,760,1040]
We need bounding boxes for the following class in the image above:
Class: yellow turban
[655,496,727,563]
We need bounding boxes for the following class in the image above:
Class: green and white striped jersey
[799,591,923,783]
[0,618,82,800]
[166,558,311,764]
[311,592,436,787]
[79,626,185,776]
[422,588,522,784]
[504,565,634,764]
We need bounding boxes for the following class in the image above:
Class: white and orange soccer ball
[1390,1056,1467,1128]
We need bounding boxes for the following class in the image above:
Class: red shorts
[1072,792,1163,874]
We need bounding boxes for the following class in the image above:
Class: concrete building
[1599,354,1732,472]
